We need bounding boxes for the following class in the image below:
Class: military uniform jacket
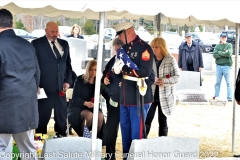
[120,36,154,106]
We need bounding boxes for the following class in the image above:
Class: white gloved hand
[113,58,124,74]
[137,78,147,96]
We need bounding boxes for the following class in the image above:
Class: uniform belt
[123,75,148,96]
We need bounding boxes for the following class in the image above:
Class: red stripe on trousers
[140,115,143,139]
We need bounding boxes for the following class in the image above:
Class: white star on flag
[126,61,131,67]
[119,52,123,58]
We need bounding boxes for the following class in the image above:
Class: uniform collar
[127,35,140,46]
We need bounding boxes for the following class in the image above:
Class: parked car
[31,29,45,38]
[161,31,183,53]
[13,29,37,40]
[221,30,239,54]
[191,32,219,53]
[104,28,116,41]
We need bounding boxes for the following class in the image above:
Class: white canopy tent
[1,0,240,157]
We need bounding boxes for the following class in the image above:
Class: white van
[104,28,116,41]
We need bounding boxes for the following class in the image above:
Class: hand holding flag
[116,47,139,70]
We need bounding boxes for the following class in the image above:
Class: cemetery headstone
[64,38,88,76]
[127,136,199,160]
[40,137,102,160]
[176,71,208,104]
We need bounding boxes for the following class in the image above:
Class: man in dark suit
[32,22,72,137]
[0,9,40,160]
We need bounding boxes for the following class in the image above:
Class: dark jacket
[67,34,84,39]
[101,56,122,103]
[0,29,40,134]
[235,69,240,101]
[31,36,72,92]
[68,75,95,115]
[120,36,154,106]
[178,40,204,71]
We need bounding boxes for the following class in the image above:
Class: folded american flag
[83,121,92,139]
[116,47,139,70]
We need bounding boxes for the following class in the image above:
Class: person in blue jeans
[213,33,233,101]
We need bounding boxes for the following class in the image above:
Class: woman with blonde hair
[67,60,104,137]
[145,37,180,137]
[67,24,84,39]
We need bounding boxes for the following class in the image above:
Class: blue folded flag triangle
[83,125,92,139]
[116,47,139,70]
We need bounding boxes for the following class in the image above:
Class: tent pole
[232,23,239,153]
[91,12,105,160]
[154,13,161,37]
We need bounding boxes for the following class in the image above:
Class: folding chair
[66,88,73,136]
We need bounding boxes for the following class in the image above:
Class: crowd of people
[0,8,237,160]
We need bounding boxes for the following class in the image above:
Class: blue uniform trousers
[120,104,150,158]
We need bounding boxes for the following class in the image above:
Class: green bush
[14,19,27,31]
[83,20,96,35]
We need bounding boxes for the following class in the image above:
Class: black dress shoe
[69,129,74,135]
[233,154,240,157]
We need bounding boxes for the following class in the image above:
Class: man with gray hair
[0,8,40,160]
[178,32,203,86]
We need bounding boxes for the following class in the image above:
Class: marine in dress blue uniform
[112,22,154,159]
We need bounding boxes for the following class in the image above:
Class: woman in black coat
[67,24,84,39]
[67,60,104,137]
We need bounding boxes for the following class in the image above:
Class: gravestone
[202,53,215,75]
[64,38,88,76]
[176,71,208,104]
[40,137,102,160]
[176,71,200,90]
[202,53,212,70]
[82,45,110,71]
[127,136,199,160]
[90,45,111,59]
[4,138,12,160]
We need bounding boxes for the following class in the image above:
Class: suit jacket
[0,29,40,134]
[31,36,72,92]
[152,53,180,116]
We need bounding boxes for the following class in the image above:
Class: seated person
[67,60,104,138]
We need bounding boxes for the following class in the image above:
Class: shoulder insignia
[142,49,150,61]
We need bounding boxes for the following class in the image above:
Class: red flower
[106,72,111,78]
[159,74,171,80]
[59,89,66,96]
[166,74,170,78]
[91,97,94,103]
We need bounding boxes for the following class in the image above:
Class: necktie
[51,41,61,60]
